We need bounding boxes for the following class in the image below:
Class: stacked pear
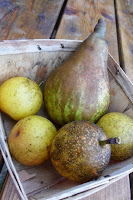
[44,19,110,126]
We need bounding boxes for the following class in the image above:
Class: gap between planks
[0,0,66,40]
[50,0,68,39]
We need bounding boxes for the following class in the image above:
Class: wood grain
[77,176,131,200]
[1,174,131,200]
[114,0,133,83]
[0,174,21,200]
[55,0,119,63]
[0,0,65,40]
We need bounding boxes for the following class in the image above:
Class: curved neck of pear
[94,18,106,39]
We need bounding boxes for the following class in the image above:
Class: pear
[50,120,119,182]
[8,115,57,165]
[97,112,133,161]
[44,19,110,126]
[0,77,43,120]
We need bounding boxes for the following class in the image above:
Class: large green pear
[44,19,110,125]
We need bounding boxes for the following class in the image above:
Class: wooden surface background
[0,0,133,199]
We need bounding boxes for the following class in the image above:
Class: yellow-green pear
[0,77,43,120]
[97,112,133,161]
[8,115,57,165]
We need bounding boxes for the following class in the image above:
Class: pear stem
[99,137,121,146]
[94,18,106,39]
[38,81,44,87]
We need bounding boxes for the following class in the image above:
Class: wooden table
[0,0,133,199]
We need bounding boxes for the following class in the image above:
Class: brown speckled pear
[50,121,111,182]
[44,19,110,126]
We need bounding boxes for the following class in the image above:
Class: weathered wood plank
[55,0,119,63]
[75,175,131,200]
[1,174,131,200]
[0,0,65,40]
[0,174,20,200]
[114,0,133,83]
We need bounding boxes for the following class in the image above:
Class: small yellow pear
[97,112,133,161]
[8,115,57,165]
[0,77,43,120]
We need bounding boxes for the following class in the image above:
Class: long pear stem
[99,137,121,146]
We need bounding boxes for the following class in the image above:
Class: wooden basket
[0,39,133,200]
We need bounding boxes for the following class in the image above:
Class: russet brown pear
[50,121,111,182]
[44,19,110,125]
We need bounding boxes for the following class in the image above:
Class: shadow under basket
[0,39,133,200]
